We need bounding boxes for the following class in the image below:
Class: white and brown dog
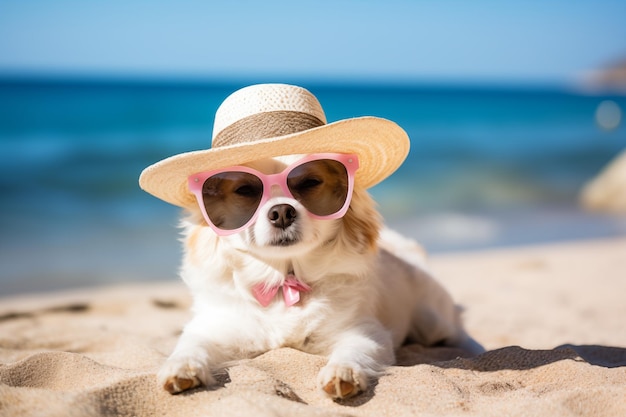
[139,84,482,400]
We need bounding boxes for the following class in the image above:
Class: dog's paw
[318,363,368,400]
[162,375,200,394]
[157,355,215,394]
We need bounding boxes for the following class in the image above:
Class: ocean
[1,79,625,295]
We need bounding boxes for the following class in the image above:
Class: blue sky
[1,0,626,84]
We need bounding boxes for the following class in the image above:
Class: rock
[580,150,626,213]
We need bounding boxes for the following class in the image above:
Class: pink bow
[252,274,312,307]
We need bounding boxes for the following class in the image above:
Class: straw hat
[139,83,410,208]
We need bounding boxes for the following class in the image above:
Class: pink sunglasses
[188,153,359,236]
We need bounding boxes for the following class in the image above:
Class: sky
[1,0,626,84]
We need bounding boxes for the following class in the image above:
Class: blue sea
[1,79,625,295]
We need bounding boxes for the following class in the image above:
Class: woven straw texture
[139,84,410,208]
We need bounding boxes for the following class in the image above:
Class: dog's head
[187,155,381,262]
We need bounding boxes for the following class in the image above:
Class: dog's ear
[180,206,219,262]
[340,187,381,253]
[183,206,208,227]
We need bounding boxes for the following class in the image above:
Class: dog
[156,153,483,400]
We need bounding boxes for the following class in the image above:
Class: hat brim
[139,116,410,208]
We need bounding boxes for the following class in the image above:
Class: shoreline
[2,212,625,296]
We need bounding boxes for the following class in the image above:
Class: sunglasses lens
[201,172,263,230]
[287,159,349,216]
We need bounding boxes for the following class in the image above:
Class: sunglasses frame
[188,153,359,236]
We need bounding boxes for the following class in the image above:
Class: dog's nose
[268,204,297,229]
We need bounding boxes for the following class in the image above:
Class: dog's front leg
[158,330,215,393]
[157,314,234,394]
[318,320,394,400]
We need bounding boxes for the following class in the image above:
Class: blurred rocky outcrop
[580,58,626,93]
[580,150,626,213]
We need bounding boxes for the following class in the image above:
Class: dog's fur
[158,155,482,399]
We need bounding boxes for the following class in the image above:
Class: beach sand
[1,237,625,416]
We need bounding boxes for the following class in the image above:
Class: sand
[1,237,625,417]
